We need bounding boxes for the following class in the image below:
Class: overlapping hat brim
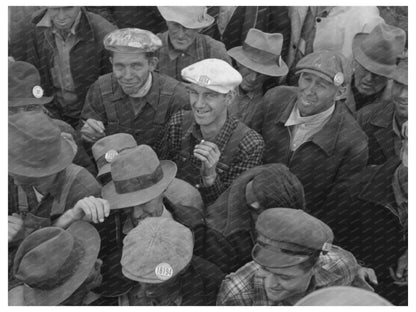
[102,160,177,209]
[122,267,167,284]
[22,222,100,306]
[97,163,111,178]
[159,7,214,29]
[9,95,53,107]
[228,47,288,77]
[8,138,75,178]
[353,33,396,78]
[295,68,335,85]
[252,243,310,268]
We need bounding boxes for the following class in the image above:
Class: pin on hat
[155,263,173,281]
[182,58,242,94]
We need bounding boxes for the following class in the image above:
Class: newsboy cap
[182,58,242,94]
[296,50,350,87]
[104,28,162,53]
[252,208,334,268]
[121,217,193,284]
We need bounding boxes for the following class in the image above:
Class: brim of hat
[228,47,288,77]
[102,160,177,209]
[97,163,111,179]
[295,68,334,85]
[8,137,75,177]
[252,243,310,268]
[159,9,214,29]
[22,221,101,306]
[122,267,166,284]
[9,96,53,107]
[353,33,395,78]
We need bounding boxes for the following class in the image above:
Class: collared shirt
[158,111,264,204]
[122,205,173,234]
[285,104,335,151]
[36,10,82,110]
[217,246,360,306]
[157,32,231,81]
[217,6,238,35]
[228,87,264,127]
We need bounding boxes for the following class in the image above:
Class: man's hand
[80,118,106,142]
[8,214,23,243]
[194,140,220,186]
[358,266,378,287]
[394,249,408,285]
[54,196,110,228]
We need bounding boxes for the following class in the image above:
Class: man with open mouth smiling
[158,58,264,205]
[251,50,368,218]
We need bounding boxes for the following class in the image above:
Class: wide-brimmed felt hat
[12,221,100,306]
[158,6,214,29]
[121,217,193,284]
[102,145,177,209]
[353,23,406,78]
[228,28,288,77]
[9,61,53,107]
[252,208,333,268]
[92,133,137,178]
[9,112,75,178]
[295,286,392,306]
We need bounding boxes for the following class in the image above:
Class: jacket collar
[369,100,394,129]
[32,7,95,43]
[276,94,343,156]
[358,157,400,207]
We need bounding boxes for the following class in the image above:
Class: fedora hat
[353,23,406,78]
[102,145,177,209]
[9,61,53,107]
[158,6,214,29]
[12,221,100,306]
[92,133,137,178]
[9,112,75,177]
[228,28,288,77]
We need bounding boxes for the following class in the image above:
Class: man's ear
[334,85,347,101]
[225,89,237,105]
[148,56,159,71]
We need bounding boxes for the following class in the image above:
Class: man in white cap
[158,58,264,205]
[80,28,189,152]
[227,28,288,127]
[156,6,231,81]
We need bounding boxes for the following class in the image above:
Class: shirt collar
[239,86,262,100]
[37,9,82,36]
[128,72,153,98]
[285,103,335,127]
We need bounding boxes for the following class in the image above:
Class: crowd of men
[8,6,408,306]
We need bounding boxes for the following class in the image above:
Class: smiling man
[217,208,372,306]
[159,58,264,205]
[81,28,189,151]
[252,50,368,217]
[156,6,231,81]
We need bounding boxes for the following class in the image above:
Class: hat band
[257,235,317,256]
[24,237,85,290]
[242,42,280,65]
[114,164,164,194]
[96,146,134,170]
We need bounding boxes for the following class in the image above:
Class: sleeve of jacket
[81,80,108,124]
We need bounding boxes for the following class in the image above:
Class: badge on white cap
[105,150,119,163]
[198,75,211,86]
[155,263,173,281]
[32,86,44,99]
[333,72,344,86]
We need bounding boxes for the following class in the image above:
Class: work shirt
[285,104,335,151]
[217,246,365,306]
[158,111,264,205]
[157,32,231,81]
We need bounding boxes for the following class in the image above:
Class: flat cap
[104,28,162,53]
[181,58,242,94]
[296,50,350,86]
[252,208,333,268]
[121,217,193,284]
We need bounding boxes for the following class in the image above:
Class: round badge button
[105,150,119,163]
[333,72,344,87]
[155,263,173,281]
[32,86,44,99]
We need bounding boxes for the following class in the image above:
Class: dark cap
[295,50,350,86]
[252,208,333,268]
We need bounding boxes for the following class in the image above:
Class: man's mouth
[194,109,210,116]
